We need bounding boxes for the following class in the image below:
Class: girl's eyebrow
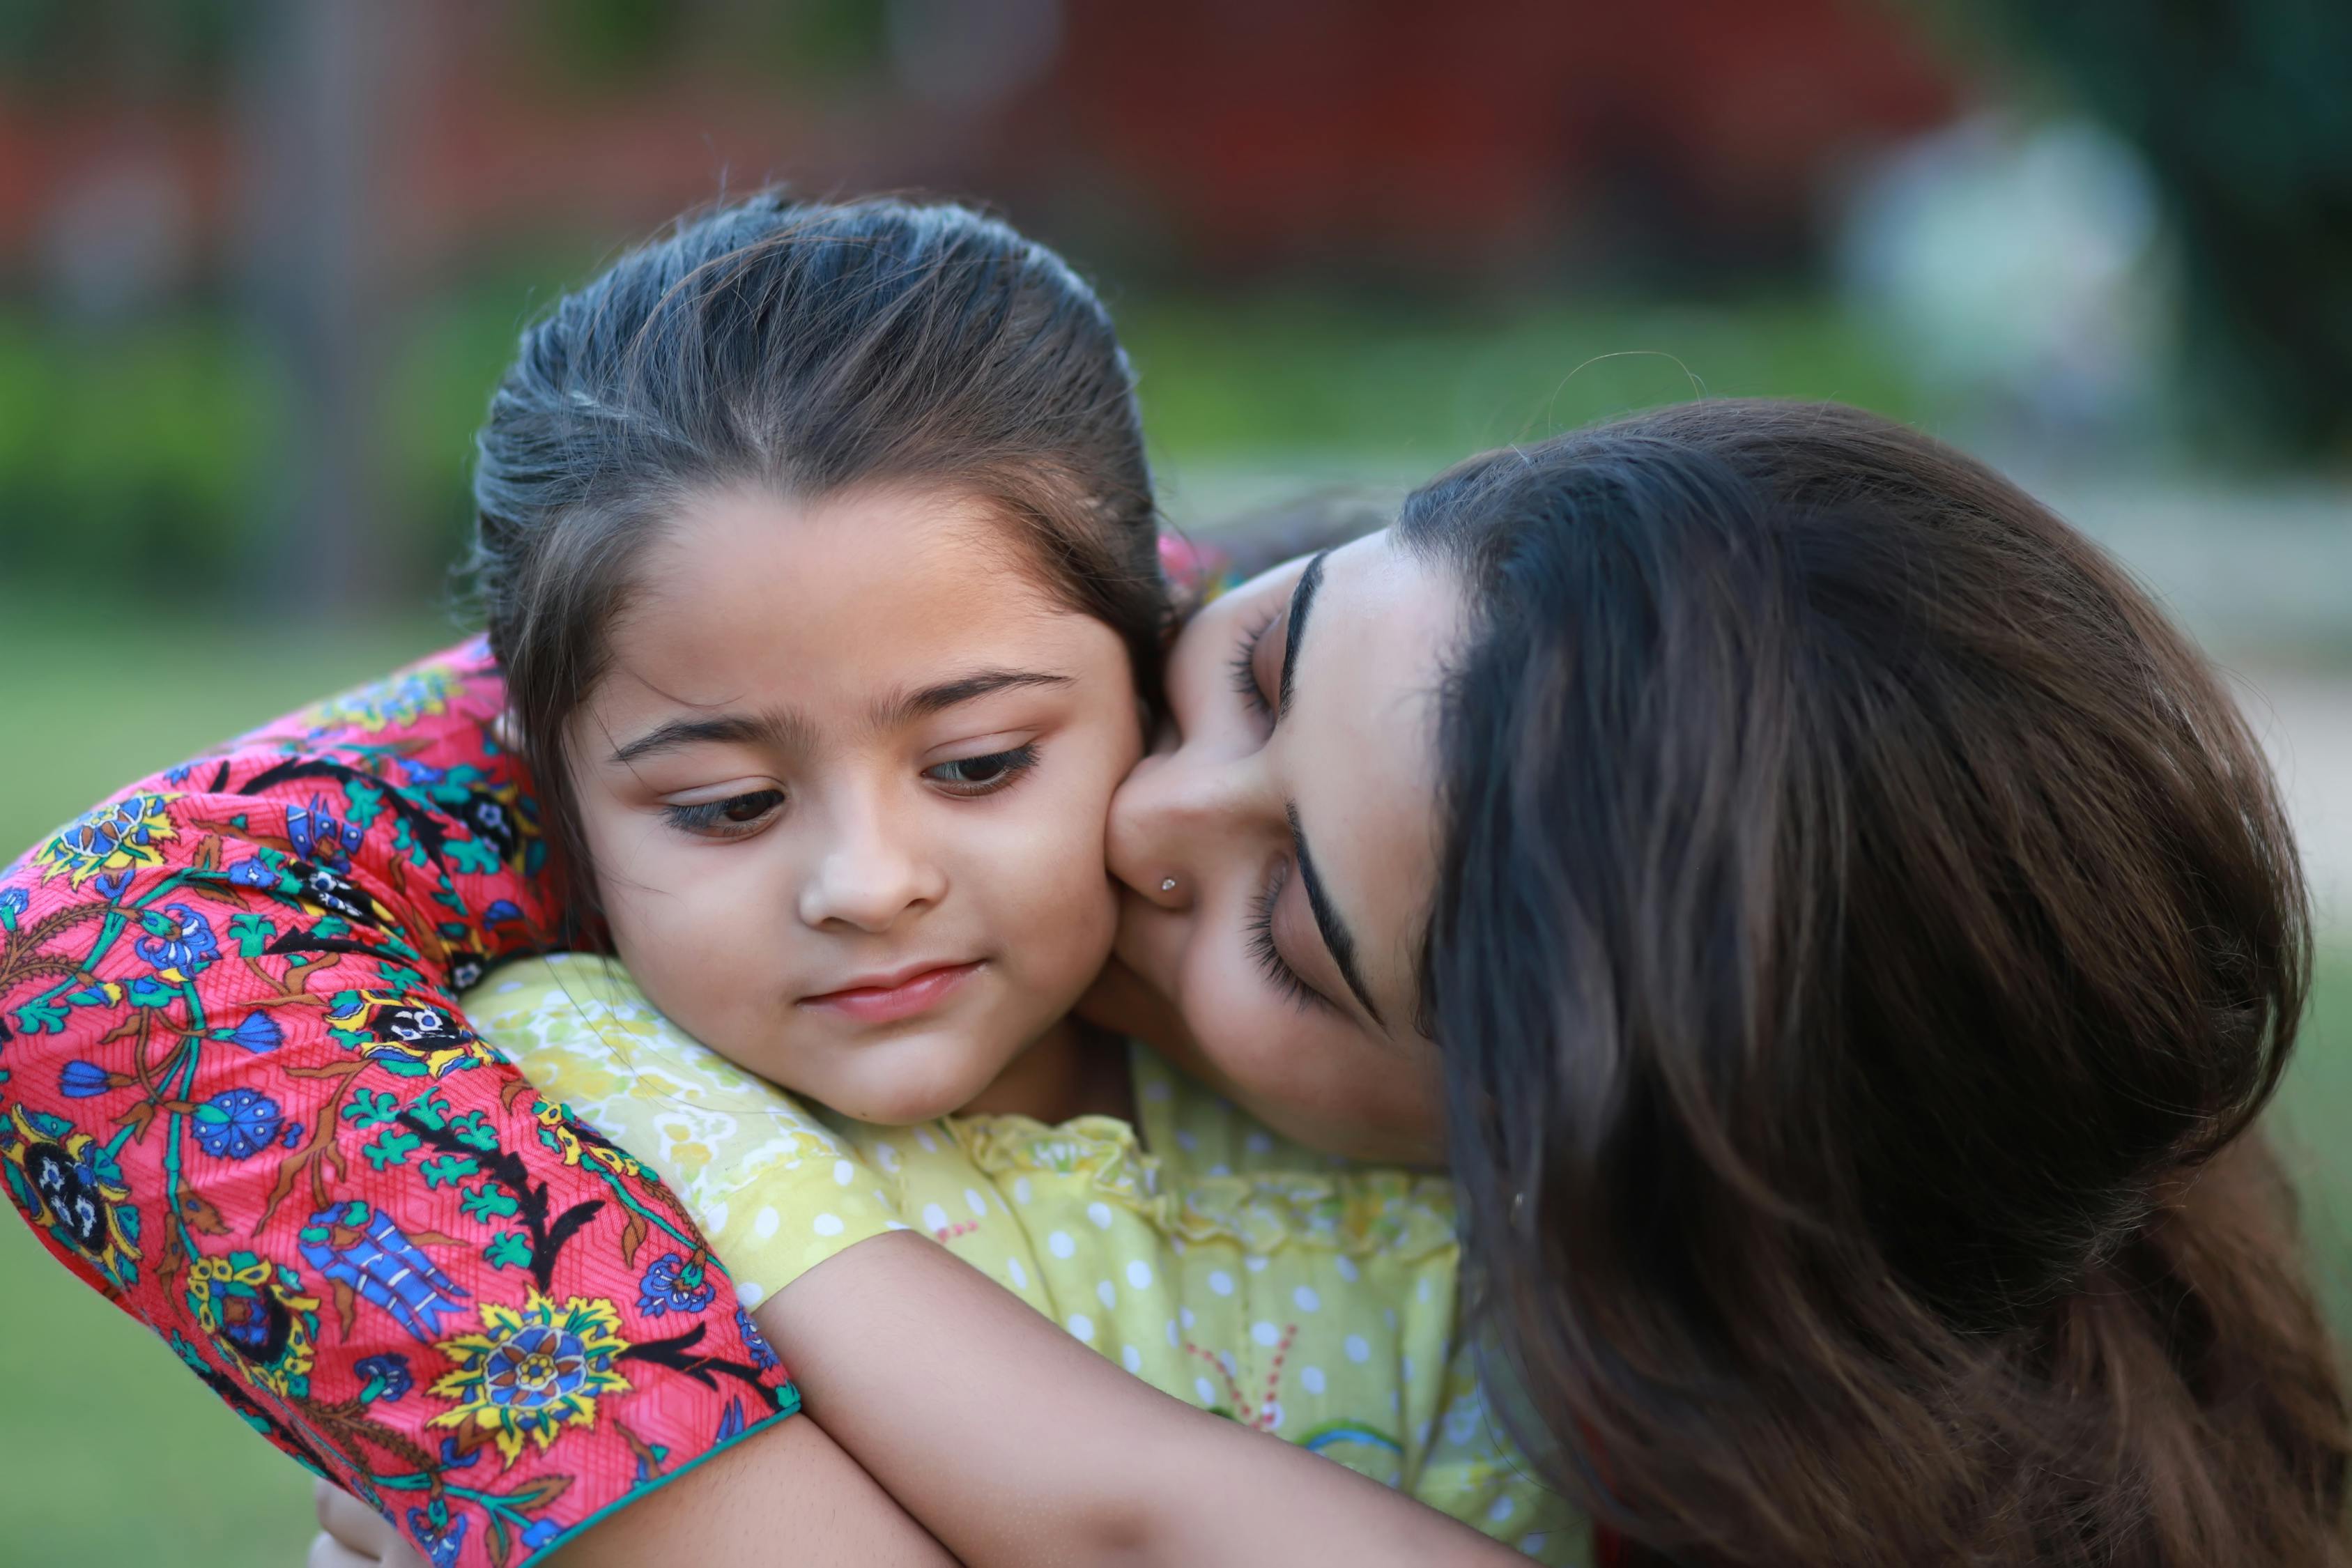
[608,670,1073,765]
[876,668,1073,727]
[608,711,804,765]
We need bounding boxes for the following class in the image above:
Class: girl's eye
[661,789,785,839]
[1245,858,1333,1016]
[1229,610,1277,721]
[923,744,1040,797]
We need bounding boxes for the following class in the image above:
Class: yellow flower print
[427,1288,632,1464]
[186,1250,321,1399]
[32,793,178,889]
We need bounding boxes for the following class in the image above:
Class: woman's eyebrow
[1277,550,1329,720]
[1288,800,1383,1025]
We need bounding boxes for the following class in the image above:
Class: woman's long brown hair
[1406,401,2349,1565]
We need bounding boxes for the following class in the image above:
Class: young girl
[441,190,1577,1559]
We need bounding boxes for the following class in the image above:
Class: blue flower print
[405,1502,468,1568]
[228,857,275,889]
[58,1060,112,1098]
[737,1307,779,1371]
[192,1087,282,1160]
[0,885,26,929]
[355,1352,413,1404]
[228,1010,283,1055]
[638,1252,714,1317]
[286,794,365,869]
[134,904,219,979]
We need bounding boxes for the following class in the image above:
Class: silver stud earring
[1160,877,1178,893]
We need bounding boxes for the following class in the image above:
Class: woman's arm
[765,1231,1525,1567]
[0,645,796,1568]
[315,1415,953,1567]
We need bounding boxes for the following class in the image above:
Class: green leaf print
[229,913,277,958]
[483,1231,532,1271]
[362,1126,422,1169]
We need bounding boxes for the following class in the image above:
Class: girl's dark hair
[466,192,1165,893]
[1404,401,2348,1566]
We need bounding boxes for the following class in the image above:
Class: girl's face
[1090,531,1463,1165]
[568,484,1142,1125]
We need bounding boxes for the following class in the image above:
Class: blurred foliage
[0,289,1929,597]
[0,316,282,581]
[1976,0,2352,458]
[539,0,891,88]
[0,0,245,86]
[0,0,895,96]
[1119,293,1926,465]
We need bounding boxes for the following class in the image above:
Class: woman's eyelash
[924,743,1041,796]
[1229,611,1277,719]
[1245,858,1330,1015]
[661,789,785,838]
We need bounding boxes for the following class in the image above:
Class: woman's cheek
[1171,932,1298,1098]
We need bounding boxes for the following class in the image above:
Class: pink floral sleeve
[0,640,797,1568]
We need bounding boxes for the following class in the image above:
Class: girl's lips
[799,961,982,1025]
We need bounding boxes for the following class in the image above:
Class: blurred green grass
[1,604,2345,1566]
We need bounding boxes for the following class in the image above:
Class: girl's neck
[958,1014,1133,1126]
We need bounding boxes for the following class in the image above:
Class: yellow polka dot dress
[468,955,1587,1564]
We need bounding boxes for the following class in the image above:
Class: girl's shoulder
[470,952,909,1302]
[946,1042,1459,1263]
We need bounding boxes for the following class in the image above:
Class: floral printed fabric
[0,641,796,1568]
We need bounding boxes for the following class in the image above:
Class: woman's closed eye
[1229,609,1278,721]
[661,787,785,839]
[923,742,1040,797]
[1245,857,1335,1015]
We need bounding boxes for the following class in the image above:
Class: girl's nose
[797,802,946,932]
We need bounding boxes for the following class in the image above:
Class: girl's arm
[764,1230,1527,1567]
[0,644,797,1568]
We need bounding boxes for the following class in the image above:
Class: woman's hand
[308,1482,429,1567]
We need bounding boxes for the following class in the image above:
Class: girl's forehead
[604,484,1112,717]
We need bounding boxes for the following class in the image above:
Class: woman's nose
[797,801,946,932]
[1105,744,1269,908]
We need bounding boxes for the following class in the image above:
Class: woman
[1091,399,2351,1564]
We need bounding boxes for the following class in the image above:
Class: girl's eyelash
[1229,611,1277,719]
[1245,858,1331,1015]
[924,742,1041,797]
[661,788,785,839]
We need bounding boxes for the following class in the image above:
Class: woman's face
[1091,530,1464,1165]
